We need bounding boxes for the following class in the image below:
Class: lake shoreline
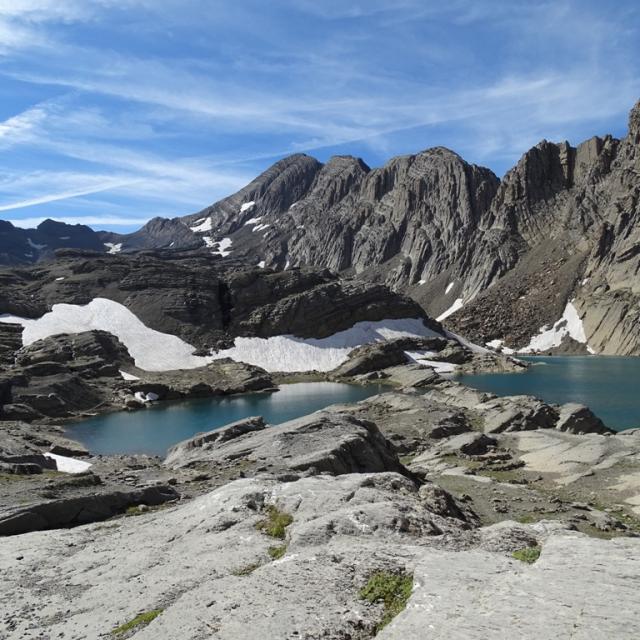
[458,355,640,431]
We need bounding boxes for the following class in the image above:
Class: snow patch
[212,237,233,257]
[210,318,441,373]
[418,279,426,286]
[240,201,256,213]
[190,217,212,233]
[243,216,263,226]
[436,298,464,322]
[202,237,216,248]
[405,351,457,374]
[27,238,47,251]
[445,282,455,294]
[104,242,122,254]
[252,223,270,232]
[59,236,70,240]
[284,259,290,270]
[55,277,65,281]
[0,298,214,372]
[120,370,140,381]
[257,260,266,269]
[44,453,92,474]
[135,391,159,403]
[485,338,515,355]
[519,302,594,354]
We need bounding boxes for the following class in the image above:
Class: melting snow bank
[0,298,443,373]
[519,302,595,354]
[210,318,442,372]
[44,453,92,474]
[436,297,463,322]
[0,298,213,372]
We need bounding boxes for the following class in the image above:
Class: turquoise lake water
[66,382,387,456]
[458,356,640,431]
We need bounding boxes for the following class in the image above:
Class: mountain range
[2,99,639,355]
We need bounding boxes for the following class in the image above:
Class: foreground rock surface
[1,376,640,638]
[379,532,640,640]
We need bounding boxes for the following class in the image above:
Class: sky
[0,1,639,232]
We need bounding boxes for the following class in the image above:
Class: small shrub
[512,546,541,564]
[255,505,293,539]
[359,571,413,632]
[111,609,162,635]
[267,544,287,560]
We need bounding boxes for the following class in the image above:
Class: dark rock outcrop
[0,482,178,536]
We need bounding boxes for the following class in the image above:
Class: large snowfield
[0,298,441,373]
[0,298,213,371]
[210,318,442,372]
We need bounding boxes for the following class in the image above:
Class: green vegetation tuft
[255,505,293,539]
[111,609,162,635]
[359,571,413,632]
[512,546,541,564]
[267,544,287,560]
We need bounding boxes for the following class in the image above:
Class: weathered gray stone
[165,411,410,479]
[379,532,640,639]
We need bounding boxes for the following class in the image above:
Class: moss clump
[512,546,541,564]
[255,505,293,539]
[359,571,413,632]
[267,544,287,560]
[111,609,162,635]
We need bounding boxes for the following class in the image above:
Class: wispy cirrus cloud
[0,0,638,230]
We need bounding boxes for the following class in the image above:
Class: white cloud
[0,177,139,212]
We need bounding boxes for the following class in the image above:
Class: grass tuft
[267,544,287,560]
[111,609,162,635]
[359,571,413,632]
[512,546,541,564]
[255,505,293,539]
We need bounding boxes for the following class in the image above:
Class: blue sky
[0,1,639,232]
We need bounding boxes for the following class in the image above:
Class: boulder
[556,403,612,435]
[165,411,411,479]
[165,417,267,466]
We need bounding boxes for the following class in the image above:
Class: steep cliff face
[449,101,640,355]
